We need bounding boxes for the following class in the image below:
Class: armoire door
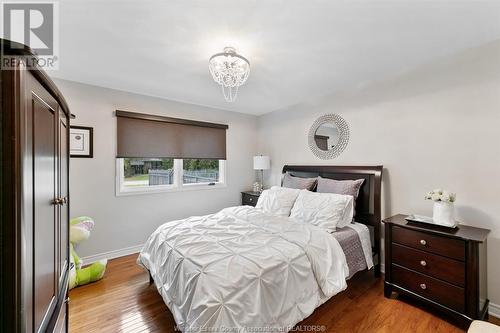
[58,110,69,289]
[27,73,60,333]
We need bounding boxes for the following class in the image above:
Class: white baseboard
[80,244,144,265]
[489,302,500,318]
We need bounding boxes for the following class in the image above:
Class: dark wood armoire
[1,39,70,333]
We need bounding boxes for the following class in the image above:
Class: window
[116,158,225,195]
[122,158,174,188]
[183,159,220,185]
[115,111,228,195]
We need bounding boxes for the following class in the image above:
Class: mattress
[138,206,373,332]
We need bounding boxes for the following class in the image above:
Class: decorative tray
[405,214,458,229]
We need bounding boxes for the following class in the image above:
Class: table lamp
[253,155,270,192]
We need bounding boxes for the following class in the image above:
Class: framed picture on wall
[70,126,93,158]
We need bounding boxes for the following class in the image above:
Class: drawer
[392,226,465,261]
[392,264,464,312]
[392,243,465,287]
[242,193,258,206]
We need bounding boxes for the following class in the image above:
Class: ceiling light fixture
[209,47,250,102]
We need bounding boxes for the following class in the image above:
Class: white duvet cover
[138,206,349,332]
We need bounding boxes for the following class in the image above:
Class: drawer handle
[420,239,427,246]
[420,283,427,290]
[420,260,427,267]
[249,198,253,202]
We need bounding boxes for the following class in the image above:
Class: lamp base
[252,182,263,193]
[261,169,265,192]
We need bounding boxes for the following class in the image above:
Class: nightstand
[384,214,490,325]
[241,191,260,207]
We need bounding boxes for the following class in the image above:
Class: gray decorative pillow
[316,177,365,218]
[282,172,317,190]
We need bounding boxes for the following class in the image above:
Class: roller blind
[116,110,228,159]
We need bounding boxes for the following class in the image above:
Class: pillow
[290,190,354,232]
[316,177,364,218]
[255,186,301,217]
[282,172,317,190]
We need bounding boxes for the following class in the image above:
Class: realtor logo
[1,1,59,69]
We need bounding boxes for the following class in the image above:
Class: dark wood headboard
[282,165,383,276]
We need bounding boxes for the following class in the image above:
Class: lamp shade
[253,155,270,170]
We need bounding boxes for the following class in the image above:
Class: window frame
[115,158,226,196]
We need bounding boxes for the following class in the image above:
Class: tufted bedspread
[138,206,355,332]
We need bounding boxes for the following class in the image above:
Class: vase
[432,201,456,227]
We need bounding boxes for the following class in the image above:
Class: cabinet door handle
[420,283,427,290]
[66,297,70,304]
[52,197,67,205]
[420,260,427,267]
[420,239,427,246]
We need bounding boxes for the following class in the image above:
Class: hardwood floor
[69,254,497,333]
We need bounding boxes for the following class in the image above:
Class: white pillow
[290,190,354,232]
[255,186,301,217]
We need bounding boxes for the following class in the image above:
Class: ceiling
[52,0,500,115]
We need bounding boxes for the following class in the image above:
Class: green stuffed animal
[69,216,107,289]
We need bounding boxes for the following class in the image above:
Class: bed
[138,165,383,332]
[281,165,383,277]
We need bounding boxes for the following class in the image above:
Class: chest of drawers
[384,214,490,325]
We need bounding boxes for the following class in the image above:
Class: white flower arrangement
[425,189,456,203]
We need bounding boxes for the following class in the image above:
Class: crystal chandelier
[209,47,250,102]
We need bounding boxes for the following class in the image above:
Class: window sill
[115,183,227,197]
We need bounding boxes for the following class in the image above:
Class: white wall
[257,41,500,306]
[54,79,258,258]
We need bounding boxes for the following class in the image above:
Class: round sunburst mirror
[308,114,349,159]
